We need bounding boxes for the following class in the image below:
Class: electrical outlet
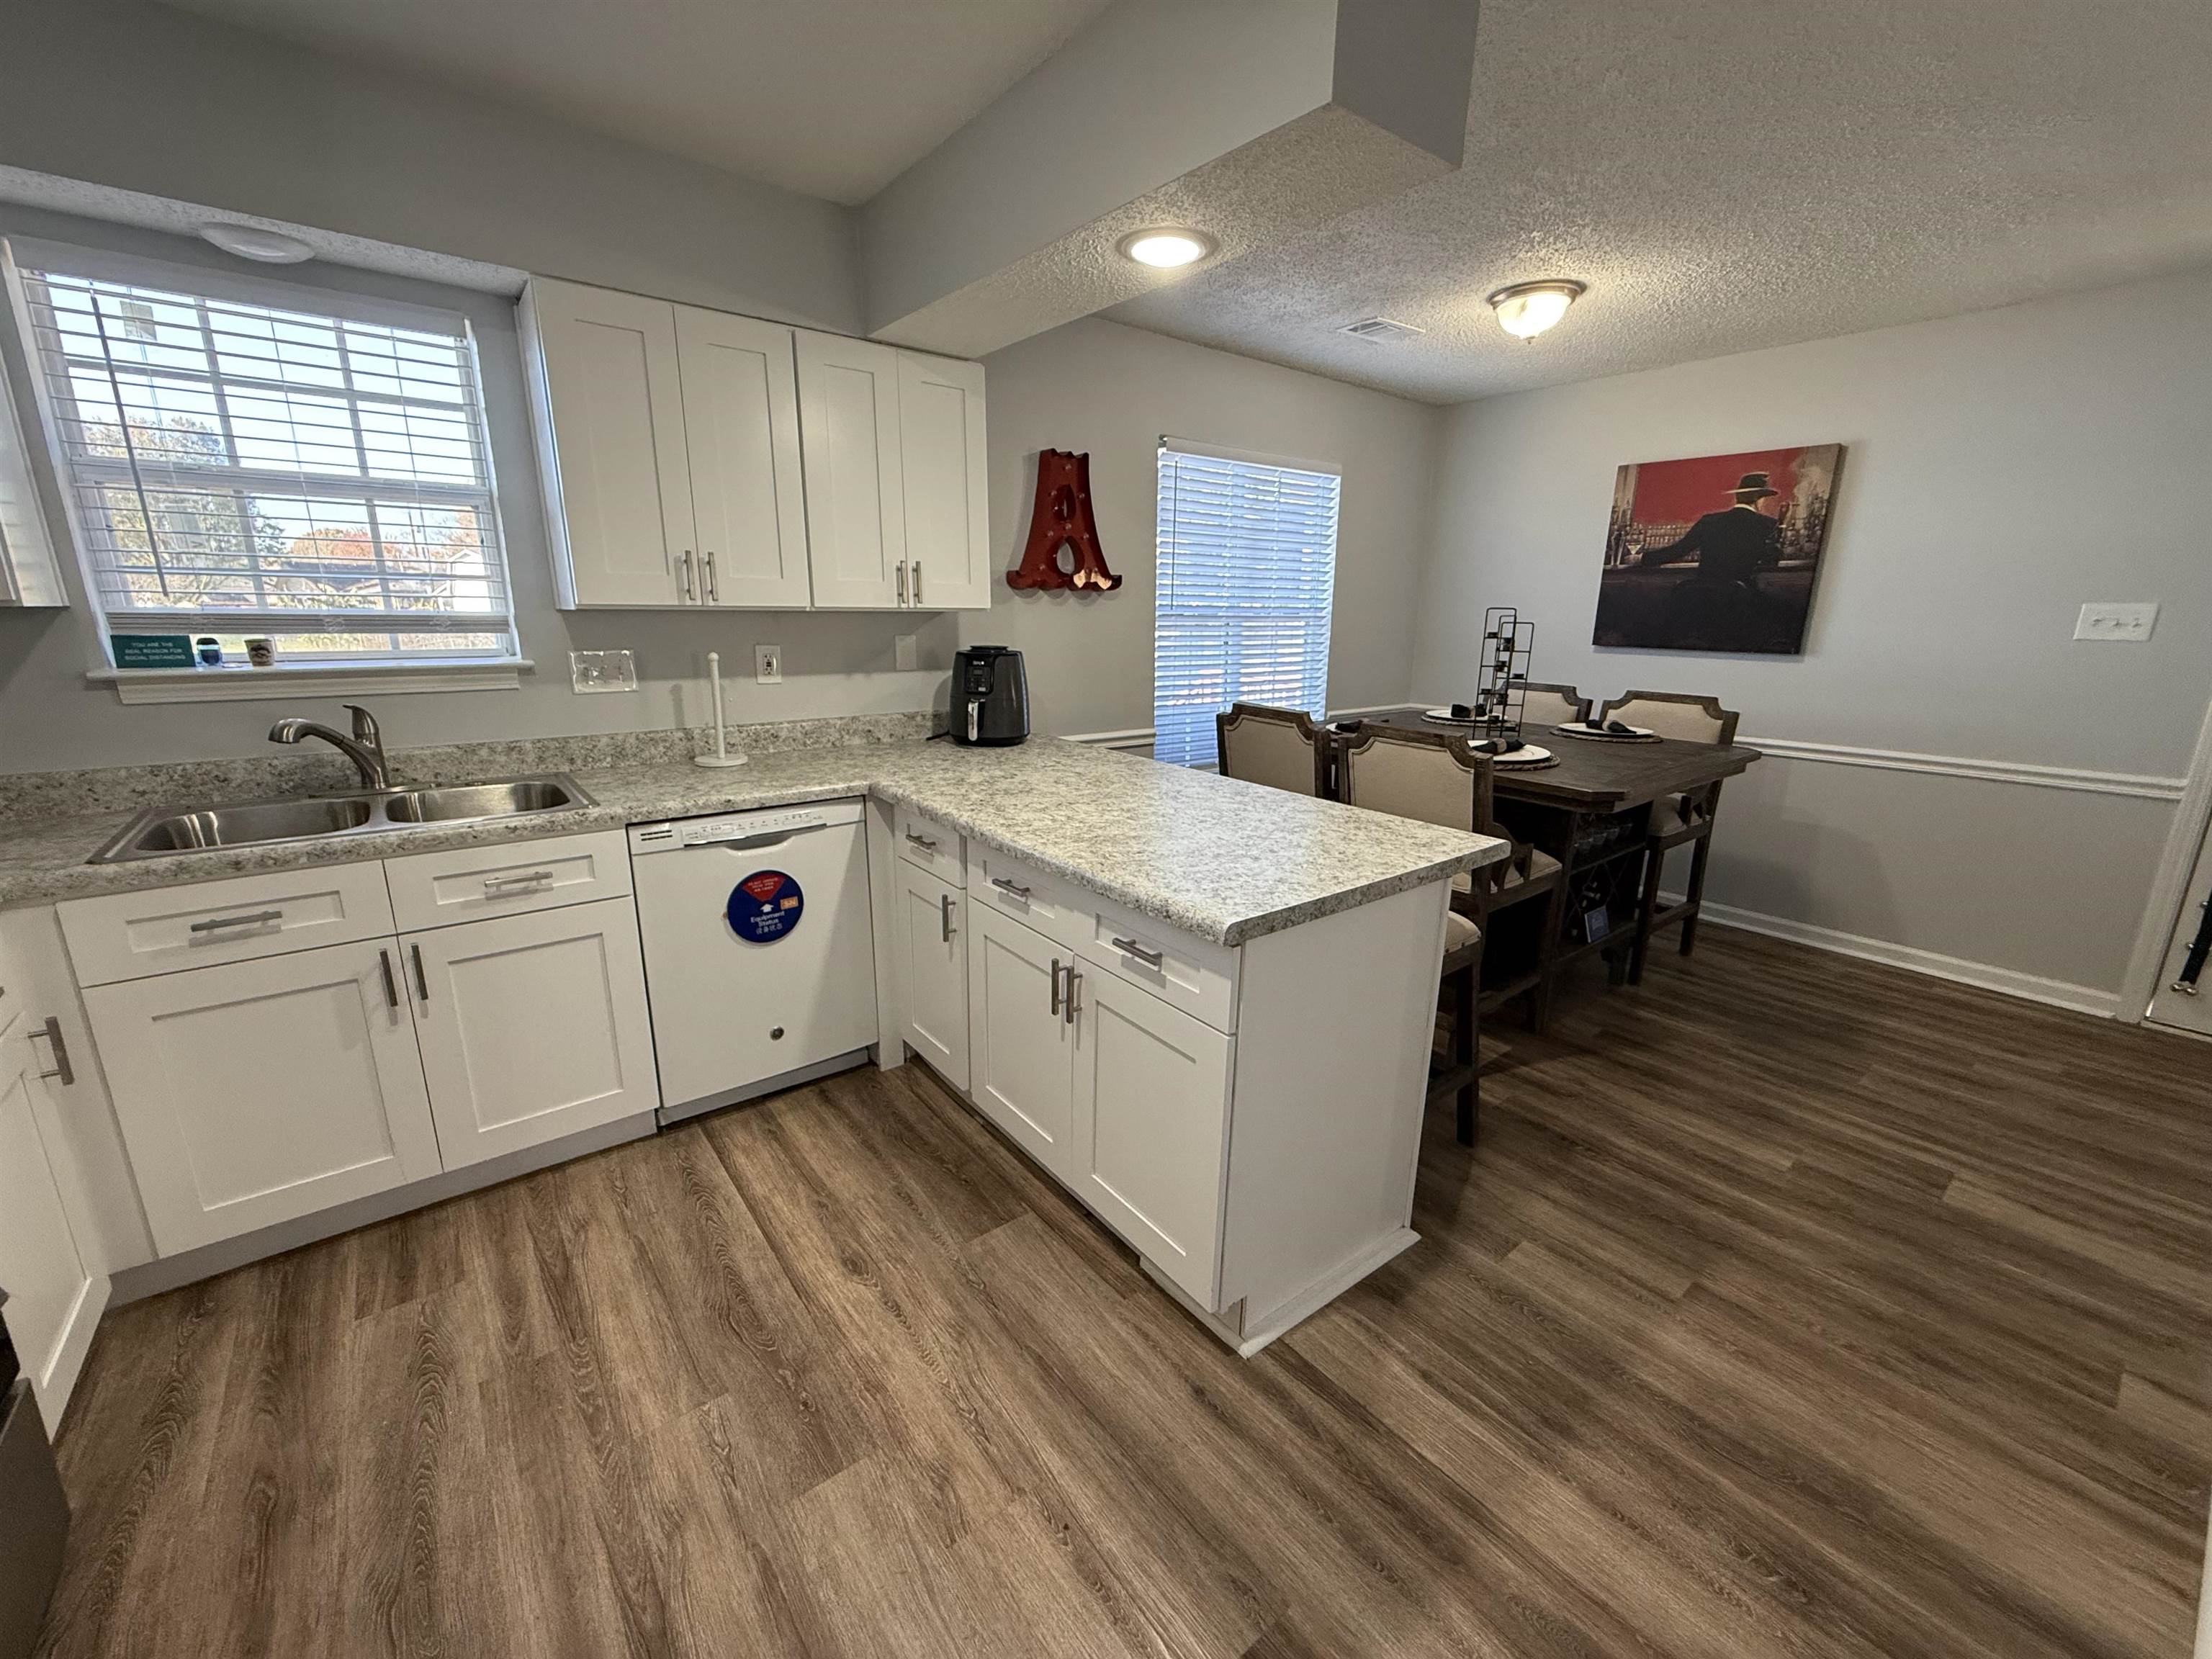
[2074,602,2158,643]
[894,632,918,672]
[755,644,783,684]
[569,649,637,693]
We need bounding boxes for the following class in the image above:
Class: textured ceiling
[157,0,1113,204]
[1107,0,2212,404]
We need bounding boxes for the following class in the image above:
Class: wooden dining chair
[1597,690,1741,982]
[1338,725,1569,1137]
[1214,702,1327,795]
[1518,681,1593,729]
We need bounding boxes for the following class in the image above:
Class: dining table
[1340,706,1763,1016]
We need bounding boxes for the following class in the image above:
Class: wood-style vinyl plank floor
[34,928,2212,1658]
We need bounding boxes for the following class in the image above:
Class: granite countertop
[0,739,1504,946]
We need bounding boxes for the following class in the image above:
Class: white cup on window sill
[244,637,277,667]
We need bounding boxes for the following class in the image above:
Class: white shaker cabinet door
[966,902,1074,1182]
[795,330,904,609]
[0,1009,106,1430]
[402,899,657,1170]
[85,940,442,1255]
[896,860,968,1090]
[896,351,989,611]
[525,279,696,607]
[1070,966,1233,1308]
[674,306,810,608]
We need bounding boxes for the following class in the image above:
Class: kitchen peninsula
[0,732,1501,1392]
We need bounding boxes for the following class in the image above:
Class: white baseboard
[1693,899,2122,1020]
[1142,1225,1421,1358]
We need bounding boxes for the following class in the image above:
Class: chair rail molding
[1739,735,2187,801]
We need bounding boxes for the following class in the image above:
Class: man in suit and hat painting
[1629,470,1786,648]
[1633,470,1784,585]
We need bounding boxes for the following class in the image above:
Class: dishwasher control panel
[629,798,864,855]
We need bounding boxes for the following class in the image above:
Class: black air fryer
[951,646,1029,746]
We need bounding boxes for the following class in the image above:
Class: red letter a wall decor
[1007,449,1121,592]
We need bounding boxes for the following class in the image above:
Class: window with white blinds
[1153,439,1341,768]
[12,248,517,665]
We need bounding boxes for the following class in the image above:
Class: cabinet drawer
[385,830,631,932]
[1076,908,1239,1035]
[967,848,1085,948]
[60,863,396,986]
[895,806,964,886]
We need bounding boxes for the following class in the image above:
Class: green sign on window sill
[111,634,199,669]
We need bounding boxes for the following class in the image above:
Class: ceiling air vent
[1339,316,1424,342]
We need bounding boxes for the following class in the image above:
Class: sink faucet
[269,703,392,791]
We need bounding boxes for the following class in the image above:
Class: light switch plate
[570,649,638,692]
[755,644,782,684]
[2074,602,2158,643]
[894,632,918,672]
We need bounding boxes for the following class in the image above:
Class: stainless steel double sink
[89,775,594,863]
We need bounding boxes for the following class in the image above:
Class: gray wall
[969,318,1442,739]
[1411,269,2212,998]
[1,0,860,333]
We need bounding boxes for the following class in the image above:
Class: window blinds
[1153,440,1341,768]
[12,250,516,662]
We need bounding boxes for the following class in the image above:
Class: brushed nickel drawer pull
[1111,937,1164,968]
[410,943,431,1004]
[32,1016,73,1087]
[703,548,719,603]
[379,948,400,1010]
[940,893,954,943]
[912,560,922,605]
[905,830,938,850]
[1049,958,1063,1016]
[896,559,908,606]
[482,869,556,895]
[189,909,283,935]
[991,877,1030,900]
[1064,968,1081,1025]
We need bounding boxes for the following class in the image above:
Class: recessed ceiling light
[1118,228,1215,269]
[199,222,315,264]
[1486,279,1586,340]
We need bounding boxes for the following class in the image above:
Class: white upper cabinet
[523,279,991,612]
[0,354,64,608]
[795,330,905,610]
[897,351,991,611]
[523,279,695,608]
[673,305,811,608]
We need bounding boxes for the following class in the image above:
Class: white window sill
[87,658,532,705]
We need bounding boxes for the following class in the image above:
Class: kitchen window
[6,243,518,675]
[1153,437,1341,768]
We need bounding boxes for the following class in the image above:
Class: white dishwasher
[629,799,878,1124]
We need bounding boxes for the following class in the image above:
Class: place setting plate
[1553,721,1660,743]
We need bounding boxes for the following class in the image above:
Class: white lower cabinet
[403,898,656,1170]
[1069,967,1233,1307]
[966,902,1076,1182]
[0,1003,107,1429]
[895,860,968,1090]
[86,939,443,1255]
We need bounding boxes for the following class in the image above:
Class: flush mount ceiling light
[199,222,315,264]
[1117,228,1215,269]
[1486,278,1586,340]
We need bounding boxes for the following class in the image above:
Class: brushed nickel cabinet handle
[912,560,922,606]
[905,830,938,850]
[410,943,431,1004]
[32,1016,73,1087]
[1064,968,1081,1025]
[379,948,399,1010]
[680,549,697,602]
[940,893,953,943]
[189,909,283,935]
[482,870,555,895]
[703,548,719,603]
[1049,958,1062,1017]
[1111,936,1164,968]
[991,876,1030,900]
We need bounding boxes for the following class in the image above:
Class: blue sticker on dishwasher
[728,870,804,943]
